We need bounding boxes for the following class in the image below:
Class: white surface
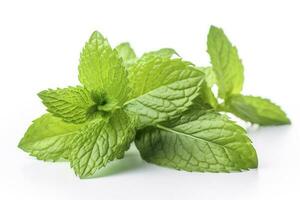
[0,0,299,199]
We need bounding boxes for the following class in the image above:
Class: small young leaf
[195,67,218,108]
[78,31,130,104]
[18,114,82,161]
[143,48,179,58]
[38,86,94,123]
[115,42,137,68]
[194,82,218,109]
[207,26,244,99]
[225,94,290,125]
[125,55,204,128]
[135,110,258,172]
[199,67,217,88]
[70,110,135,178]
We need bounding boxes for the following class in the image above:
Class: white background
[0,0,299,199]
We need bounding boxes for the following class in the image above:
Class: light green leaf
[125,55,204,128]
[195,67,218,108]
[70,110,135,178]
[225,94,290,125]
[78,31,130,104]
[207,26,244,99]
[38,86,94,124]
[194,82,218,109]
[135,110,258,172]
[199,67,217,88]
[143,48,179,58]
[18,114,82,161]
[115,42,137,68]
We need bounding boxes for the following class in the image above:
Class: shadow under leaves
[88,151,145,179]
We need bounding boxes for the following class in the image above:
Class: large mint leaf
[226,94,290,125]
[38,86,94,123]
[135,110,258,172]
[125,55,204,128]
[78,31,130,104]
[18,114,82,161]
[207,26,244,99]
[70,110,135,178]
[115,42,137,68]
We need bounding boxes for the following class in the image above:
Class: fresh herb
[207,26,290,125]
[18,26,290,178]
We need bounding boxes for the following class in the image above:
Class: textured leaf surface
[70,110,135,178]
[226,94,290,125]
[78,31,130,104]
[18,114,82,161]
[115,42,137,68]
[135,110,258,172]
[125,55,204,127]
[207,26,244,99]
[38,86,94,123]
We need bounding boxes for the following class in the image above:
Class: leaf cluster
[18,26,290,178]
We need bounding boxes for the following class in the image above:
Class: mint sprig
[206,26,290,125]
[18,26,290,178]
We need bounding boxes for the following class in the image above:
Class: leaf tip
[90,31,104,40]
[17,138,25,150]
[37,89,47,99]
[282,113,291,125]
[209,25,222,33]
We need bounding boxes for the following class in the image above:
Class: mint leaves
[206,26,290,125]
[225,95,290,125]
[136,110,258,172]
[19,114,82,161]
[207,26,244,99]
[18,26,290,178]
[70,110,135,177]
[126,55,204,128]
[38,86,94,123]
[79,32,130,105]
[115,42,137,68]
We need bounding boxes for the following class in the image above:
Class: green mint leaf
[195,67,218,108]
[194,82,218,109]
[199,67,217,88]
[38,86,94,123]
[78,31,130,104]
[135,110,258,172]
[115,42,137,68]
[125,55,204,128]
[207,26,244,99]
[143,48,179,58]
[18,114,82,161]
[70,110,135,178]
[225,94,290,125]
